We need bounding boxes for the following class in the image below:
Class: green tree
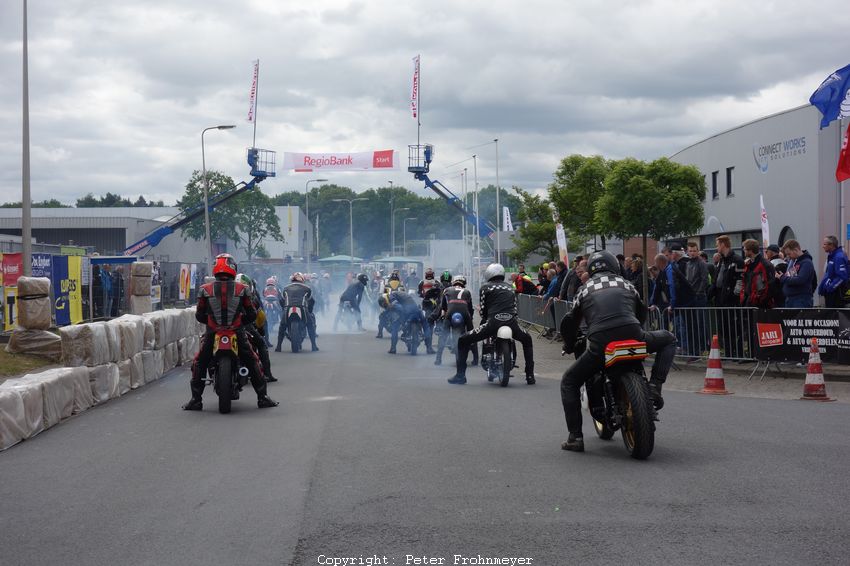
[595,157,706,304]
[1,199,70,208]
[76,192,133,207]
[177,170,242,246]
[231,189,284,261]
[549,155,614,249]
[508,190,559,262]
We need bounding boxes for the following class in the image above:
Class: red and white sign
[757,322,783,348]
[282,150,398,172]
[247,59,259,123]
[2,252,23,287]
[411,55,420,119]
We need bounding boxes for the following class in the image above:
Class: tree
[508,190,559,262]
[1,199,70,208]
[549,155,614,249]
[595,157,706,304]
[231,189,284,261]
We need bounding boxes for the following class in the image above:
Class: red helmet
[265,277,276,286]
[291,272,304,282]
[213,253,237,278]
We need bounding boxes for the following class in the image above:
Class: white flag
[247,59,259,123]
[553,213,568,264]
[411,55,420,119]
[760,194,770,249]
[503,206,514,232]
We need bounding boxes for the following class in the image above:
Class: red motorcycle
[205,328,251,414]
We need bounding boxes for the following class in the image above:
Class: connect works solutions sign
[752,136,806,173]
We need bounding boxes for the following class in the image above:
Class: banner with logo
[553,214,569,265]
[190,264,198,295]
[411,54,420,119]
[760,194,770,249]
[68,256,83,324]
[151,284,162,305]
[52,255,71,326]
[809,63,850,129]
[3,286,16,331]
[282,150,398,172]
[503,206,514,232]
[247,59,259,123]
[31,253,52,279]
[2,252,23,287]
[755,308,850,363]
[179,263,191,300]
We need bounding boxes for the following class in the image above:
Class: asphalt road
[2,327,850,566]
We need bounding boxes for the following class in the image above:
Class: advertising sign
[2,252,23,287]
[179,264,191,300]
[755,308,850,363]
[151,284,162,305]
[68,256,83,324]
[3,286,16,331]
[31,253,52,279]
[52,255,71,326]
[282,150,398,172]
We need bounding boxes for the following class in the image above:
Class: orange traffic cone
[801,338,836,402]
[699,335,732,395]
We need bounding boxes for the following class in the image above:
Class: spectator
[101,264,113,319]
[623,256,634,281]
[713,235,745,357]
[779,239,816,308]
[670,243,689,272]
[517,263,527,277]
[652,252,695,353]
[701,251,716,290]
[616,253,626,276]
[817,235,849,308]
[554,260,568,298]
[740,239,775,308]
[540,268,561,335]
[650,255,672,311]
[112,266,125,316]
[687,242,710,356]
[560,259,587,302]
[630,257,648,300]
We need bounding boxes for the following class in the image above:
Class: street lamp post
[305,178,328,274]
[332,198,368,270]
[494,138,500,265]
[393,207,410,256]
[201,124,236,272]
[388,180,394,255]
[22,0,31,276]
[403,217,417,256]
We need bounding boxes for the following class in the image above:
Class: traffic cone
[698,335,732,395]
[801,338,836,402]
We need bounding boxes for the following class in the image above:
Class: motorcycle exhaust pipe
[238,366,250,378]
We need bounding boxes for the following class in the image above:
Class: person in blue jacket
[778,240,816,308]
[817,235,849,308]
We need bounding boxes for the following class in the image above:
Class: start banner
[282,150,398,172]
[755,308,850,363]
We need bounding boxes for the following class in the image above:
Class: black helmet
[357,273,368,286]
[440,270,452,285]
[587,250,620,276]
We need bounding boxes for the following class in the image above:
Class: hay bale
[116,359,133,395]
[130,261,153,277]
[141,350,163,383]
[16,276,52,330]
[0,389,27,451]
[98,321,122,363]
[88,363,120,404]
[129,295,152,315]
[129,353,145,389]
[17,369,77,428]
[113,315,145,359]
[6,329,62,361]
[60,323,109,367]
[129,275,152,296]
[0,377,45,439]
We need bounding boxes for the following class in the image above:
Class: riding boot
[182,379,205,410]
[471,344,479,366]
[275,332,283,353]
[434,351,442,365]
[648,379,664,410]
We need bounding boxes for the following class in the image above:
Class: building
[0,206,313,264]
[671,104,847,270]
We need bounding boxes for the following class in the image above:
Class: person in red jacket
[183,254,278,411]
[740,239,775,308]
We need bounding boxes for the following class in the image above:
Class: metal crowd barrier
[516,294,571,335]
[646,306,758,361]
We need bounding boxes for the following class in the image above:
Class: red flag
[838,122,850,182]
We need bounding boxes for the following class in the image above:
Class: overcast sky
[1,0,846,205]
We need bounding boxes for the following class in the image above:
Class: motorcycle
[285,306,307,352]
[576,337,657,460]
[401,314,423,355]
[443,312,466,354]
[480,324,516,387]
[338,300,357,331]
[204,328,251,414]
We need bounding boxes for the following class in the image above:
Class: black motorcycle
[204,328,251,414]
[285,305,307,352]
[576,336,657,459]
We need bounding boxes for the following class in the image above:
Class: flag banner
[411,55,420,119]
[282,150,398,172]
[503,206,514,232]
[52,255,71,326]
[810,63,850,129]
[2,252,23,287]
[838,123,850,183]
[68,256,83,324]
[553,215,569,264]
[247,59,259,123]
[179,264,191,300]
[760,194,770,249]
[31,253,52,279]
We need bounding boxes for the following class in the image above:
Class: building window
[726,167,734,197]
[711,171,719,200]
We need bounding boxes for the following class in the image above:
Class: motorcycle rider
[449,263,535,385]
[559,250,676,452]
[277,272,319,352]
[262,276,281,346]
[418,268,443,353]
[334,273,368,331]
[237,273,278,382]
[387,289,434,355]
[183,254,278,410]
[384,270,406,294]
[431,274,478,366]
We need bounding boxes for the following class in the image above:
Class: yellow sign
[68,256,83,324]
[4,286,16,331]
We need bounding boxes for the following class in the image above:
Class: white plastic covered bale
[143,318,155,350]
[88,363,120,404]
[163,342,179,371]
[0,378,45,440]
[60,323,109,367]
[141,350,163,384]
[129,295,152,315]
[6,329,62,361]
[129,353,145,389]
[19,369,77,428]
[130,261,153,277]
[114,314,145,359]
[177,337,197,365]
[16,276,52,330]
[129,275,152,296]
[0,389,27,451]
[99,321,122,363]
[117,359,133,395]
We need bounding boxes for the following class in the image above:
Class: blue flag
[810,63,850,129]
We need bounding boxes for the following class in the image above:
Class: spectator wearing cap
[778,239,816,308]
[818,235,849,308]
[670,243,689,273]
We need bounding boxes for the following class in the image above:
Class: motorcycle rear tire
[498,339,511,387]
[410,322,420,355]
[619,372,655,459]
[216,356,233,414]
[290,318,302,353]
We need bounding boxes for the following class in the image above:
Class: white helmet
[452,275,467,287]
[483,263,505,282]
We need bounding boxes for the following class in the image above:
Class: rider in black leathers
[418,268,442,353]
[448,263,535,385]
[334,273,368,331]
[559,249,676,452]
[237,274,278,383]
[277,272,319,352]
[430,275,478,366]
[386,289,434,354]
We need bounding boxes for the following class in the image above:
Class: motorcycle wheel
[410,322,420,355]
[290,318,302,353]
[619,373,655,459]
[216,356,233,414]
[498,340,511,387]
[583,384,615,440]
